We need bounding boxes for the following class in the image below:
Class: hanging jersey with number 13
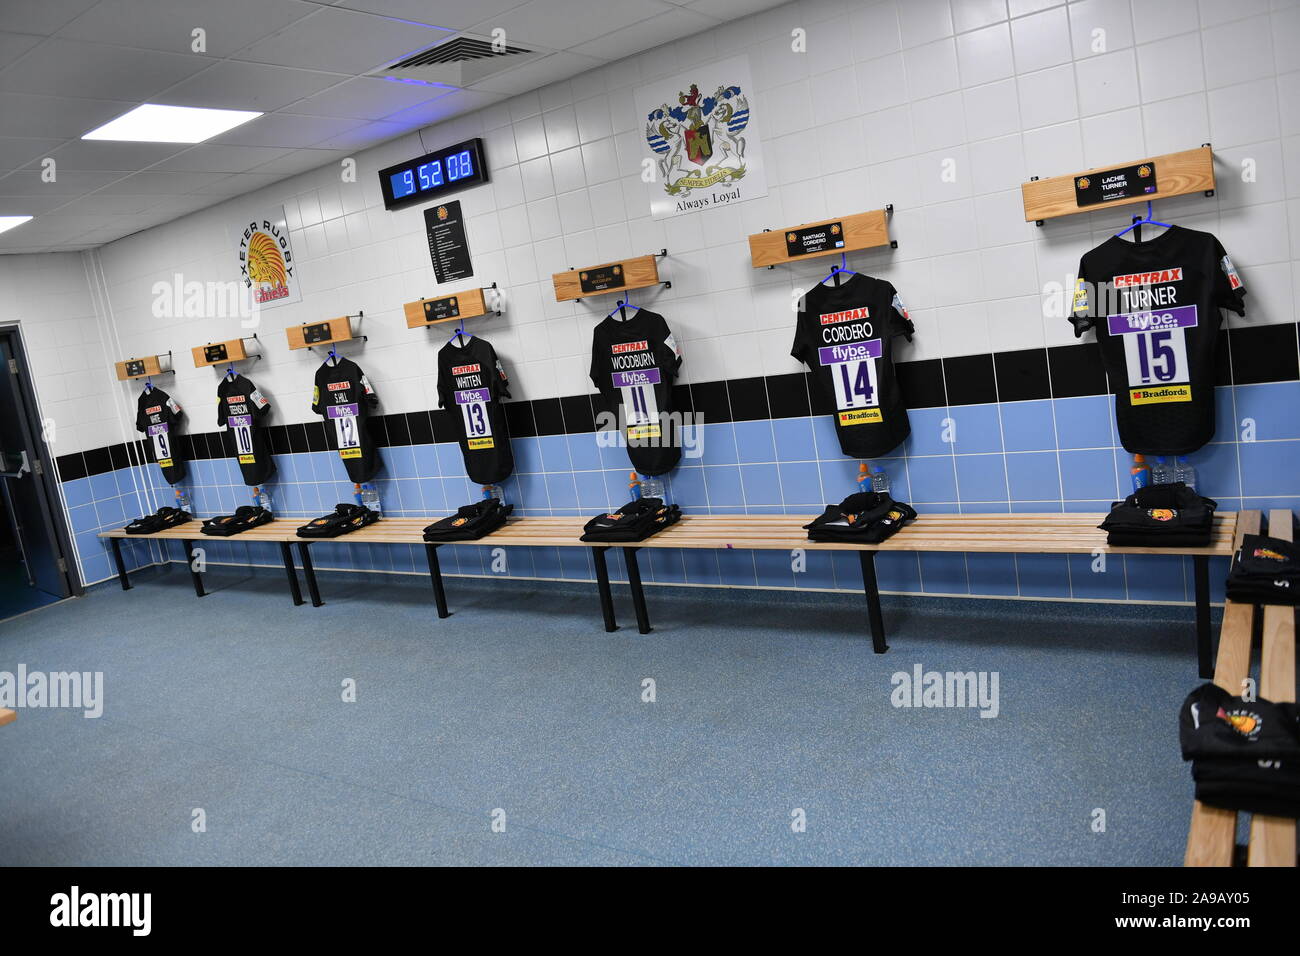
[791,273,915,459]
[1071,225,1246,455]
[437,334,514,485]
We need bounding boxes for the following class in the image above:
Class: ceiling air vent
[370,34,544,88]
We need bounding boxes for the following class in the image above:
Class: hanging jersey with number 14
[1071,225,1246,455]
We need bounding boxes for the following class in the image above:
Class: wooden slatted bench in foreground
[103,511,1240,674]
[1186,510,1297,867]
[0,708,15,727]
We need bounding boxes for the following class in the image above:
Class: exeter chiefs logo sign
[637,56,768,219]
[235,205,300,310]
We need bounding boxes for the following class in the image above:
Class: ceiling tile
[154,60,351,112]
[193,171,288,196]
[246,148,352,176]
[307,119,410,150]
[0,31,43,63]
[0,137,66,172]
[55,0,319,57]
[468,51,604,95]
[0,93,138,139]
[380,88,507,127]
[38,139,192,172]
[0,0,100,36]
[206,112,367,148]
[334,0,529,32]
[285,75,455,120]
[0,39,209,100]
[468,0,673,49]
[231,7,453,74]
[93,169,233,195]
[0,169,128,196]
[569,7,718,60]
[150,144,297,173]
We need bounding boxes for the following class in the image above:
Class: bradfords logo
[611,340,649,354]
[326,381,349,391]
[1112,267,1182,287]
[451,363,481,375]
[820,306,870,325]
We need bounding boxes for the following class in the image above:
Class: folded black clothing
[1193,780,1300,819]
[124,506,191,534]
[296,503,380,538]
[1179,683,1300,762]
[1224,532,1300,605]
[804,492,917,543]
[423,499,513,542]
[200,506,273,537]
[1099,482,1216,546]
[580,497,681,542]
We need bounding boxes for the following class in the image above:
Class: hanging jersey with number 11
[437,335,514,485]
[311,356,379,483]
[791,273,915,459]
[1071,225,1246,455]
[217,373,273,486]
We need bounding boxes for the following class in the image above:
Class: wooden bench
[0,708,14,727]
[102,511,1240,674]
[1185,509,1297,867]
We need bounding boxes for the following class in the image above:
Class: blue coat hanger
[822,252,857,287]
[608,296,639,321]
[1115,200,1170,239]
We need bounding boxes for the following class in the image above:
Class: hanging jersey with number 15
[791,273,915,459]
[437,335,514,485]
[216,373,274,486]
[1071,225,1246,456]
[311,356,379,483]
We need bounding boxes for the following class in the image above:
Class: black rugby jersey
[437,334,514,485]
[1071,225,1245,455]
[216,373,274,486]
[589,308,683,476]
[791,273,914,458]
[134,385,186,485]
[311,356,379,483]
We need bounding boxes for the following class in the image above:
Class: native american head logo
[246,230,289,305]
[646,81,751,196]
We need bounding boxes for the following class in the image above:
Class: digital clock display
[378,138,489,211]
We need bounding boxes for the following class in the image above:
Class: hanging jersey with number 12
[791,273,915,459]
[437,334,514,485]
[217,373,274,486]
[311,356,379,483]
[1071,225,1246,455]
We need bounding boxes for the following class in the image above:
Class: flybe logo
[611,340,648,354]
[451,363,481,375]
[1113,267,1182,287]
[819,307,870,325]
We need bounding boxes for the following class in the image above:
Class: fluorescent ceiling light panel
[0,216,33,236]
[82,104,262,143]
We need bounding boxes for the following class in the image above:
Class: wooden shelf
[553,254,665,302]
[114,354,166,380]
[286,316,356,351]
[404,287,492,328]
[1022,146,1215,223]
[191,337,251,368]
[748,209,893,268]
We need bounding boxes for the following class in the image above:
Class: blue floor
[0,563,1211,865]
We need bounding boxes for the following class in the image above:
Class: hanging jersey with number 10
[1071,225,1246,455]
[217,373,274,486]
[311,356,380,483]
[134,385,187,485]
[437,335,514,485]
[791,273,915,459]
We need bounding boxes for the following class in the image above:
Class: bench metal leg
[279,542,304,607]
[110,538,131,590]
[859,550,888,653]
[181,540,205,598]
[592,547,617,632]
[623,547,652,634]
[297,542,323,607]
[424,543,450,619]
[1193,554,1212,679]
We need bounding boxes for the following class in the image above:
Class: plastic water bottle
[256,487,273,511]
[1130,454,1151,492]
[1150,456,1174,485]
[175,489,191,512]
[628,470,641,500]
[482,484,504,503]
[870,466,891,494]
[361,483,382,514]
[640,474,666,501]
[1174,455,1197,491]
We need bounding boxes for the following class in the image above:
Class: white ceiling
[0,0,786,254]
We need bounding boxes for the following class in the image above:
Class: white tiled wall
[8,0,1300,465]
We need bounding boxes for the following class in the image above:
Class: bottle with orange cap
[1130,454,1151,492]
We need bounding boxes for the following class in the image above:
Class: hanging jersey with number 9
[148,423,172,466]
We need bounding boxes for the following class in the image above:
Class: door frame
[0,324,83,597]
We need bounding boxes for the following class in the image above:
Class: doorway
[0,327,79,619]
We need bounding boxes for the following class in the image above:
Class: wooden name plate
[114,355,164,380]
[286,317,353,351]
[748,209,892,268]
[404,288,489,327]
[191,338,250,368]
[553,254,662,302]
[1022,146,1215,223]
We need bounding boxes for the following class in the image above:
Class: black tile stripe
[55,321,1300,481]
